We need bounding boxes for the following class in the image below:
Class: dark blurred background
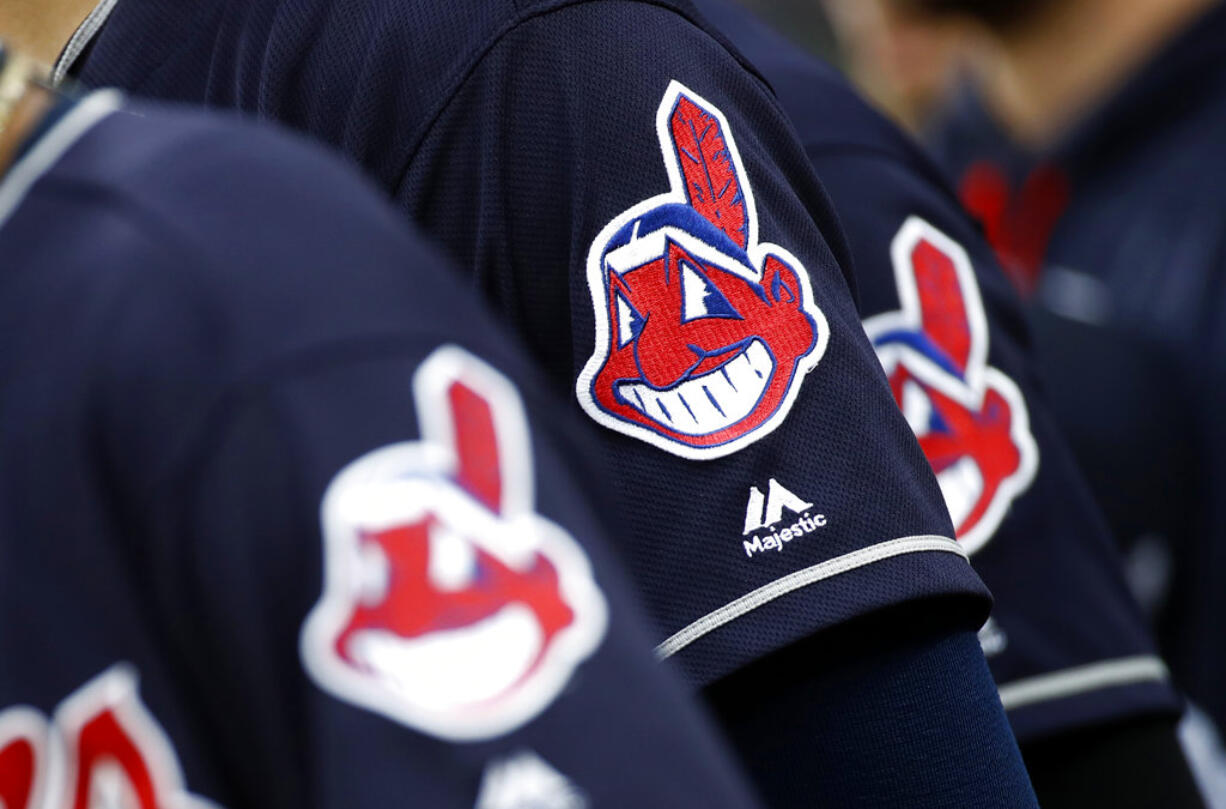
[726,0,981,132]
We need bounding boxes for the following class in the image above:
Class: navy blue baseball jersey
[692,0,1182,743]
[65,0,991,686]
[926,0,1226,732]
[0,92,769,808]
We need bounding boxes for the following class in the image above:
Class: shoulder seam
[390,0,768,194]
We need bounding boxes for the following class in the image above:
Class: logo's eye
[616,292,645,347]
[681,263,739,322]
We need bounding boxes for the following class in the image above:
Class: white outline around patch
[301,345,608,742]
[1,667,219,809]
[0,705,50,809]
[575,80,829,460]
[863,216,1039,555]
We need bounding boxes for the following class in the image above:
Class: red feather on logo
[911,237,973,375]
[669,95,749,250]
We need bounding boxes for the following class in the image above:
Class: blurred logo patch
[301,346,607,740]
[0,666,218,809]
[864,217,1038,554]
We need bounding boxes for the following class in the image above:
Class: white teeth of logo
[898,379,985,532]
[348,607,544,712]
[900,380,933,436]
[616,340,774,435]
[937,457,985,530]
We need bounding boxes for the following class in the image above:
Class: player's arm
[395,6,1036,806]
[707,605,1036,808]
[805,142,1203,809]
[93,117,768,808]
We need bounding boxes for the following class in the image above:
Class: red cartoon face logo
[300,347,607,741]
[0,667,217,809]
[576,81,828,459]
[864,218,1039,554]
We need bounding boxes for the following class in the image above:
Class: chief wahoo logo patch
[863,217,1039,554]
[301,346,607,741]
[576,81,829,460]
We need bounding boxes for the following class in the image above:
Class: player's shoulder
[434,0,762,87]
[41,96,486,374]
[6,92,565,489]
[99,0,760,179]
[88,100,432,276]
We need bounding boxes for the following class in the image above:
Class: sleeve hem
[656,534,968,660]
[999,655,1183,743]
[998,655,1171,712]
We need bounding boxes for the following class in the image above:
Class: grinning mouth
[347,606,543,710]
[616,340,774,436]
[936,457,984,532]
[898,379,984,533]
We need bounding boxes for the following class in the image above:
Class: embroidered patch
[0,666,218,809]
[576,81,828,460]
[301,346,608,741]
[740,478,827,559]
[863,217,1038,554]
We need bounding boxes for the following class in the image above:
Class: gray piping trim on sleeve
[655,534,967,660]
[997,655,1170,711]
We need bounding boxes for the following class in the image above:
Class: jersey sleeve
[395,0,989,686]
[137,340,767,808]
[87,112,765,807]
[806,139,1181,742]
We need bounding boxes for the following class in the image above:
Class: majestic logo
[864,217,1038,554]
[301,346,607,741]
[0,666,218,809]
[743,478,813,535]
[576,81,829,460]
[740,478,826,558]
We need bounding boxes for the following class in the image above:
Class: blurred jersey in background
[790,0,1226,800]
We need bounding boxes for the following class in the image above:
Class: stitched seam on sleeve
[997,655,1170,711]
[655,534,967,659]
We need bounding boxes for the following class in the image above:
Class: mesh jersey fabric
[693,0,1181,743]
[0,97,766,808]
[926,0,1226,733]
[73,0,989,687]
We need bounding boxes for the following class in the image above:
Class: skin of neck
[0,0,99,66]
[0,80,56,178]
[970,0,1219,147]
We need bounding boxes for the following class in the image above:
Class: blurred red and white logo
[864,217,1038,554]
[301,346,608,741]
[0,666,219,809]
